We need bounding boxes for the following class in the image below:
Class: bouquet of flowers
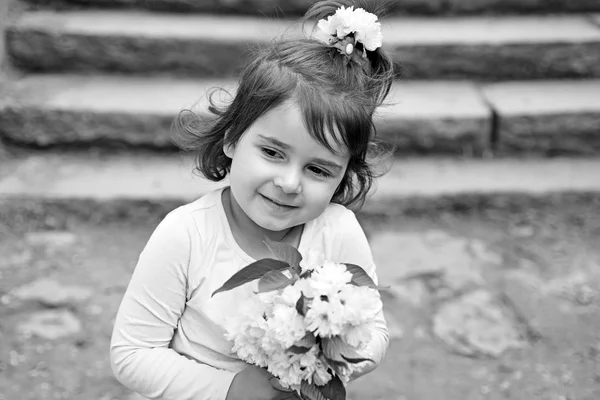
[212,239,387,400]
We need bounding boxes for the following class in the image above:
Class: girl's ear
[223,141,235,159]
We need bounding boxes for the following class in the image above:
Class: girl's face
[224,100,350,235]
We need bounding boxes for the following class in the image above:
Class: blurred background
[1,0,600,399]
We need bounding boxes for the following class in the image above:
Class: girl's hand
[226,366,301,400]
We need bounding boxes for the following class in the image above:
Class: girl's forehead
[253,101,350,159]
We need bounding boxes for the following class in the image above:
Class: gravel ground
[1,195,599,400]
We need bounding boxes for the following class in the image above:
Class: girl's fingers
[269,376,295,392]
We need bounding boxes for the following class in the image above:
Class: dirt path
[1,196,599,400]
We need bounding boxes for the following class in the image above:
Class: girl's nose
[273,169,302,194]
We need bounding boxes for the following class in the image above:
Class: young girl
[110,1,394,399]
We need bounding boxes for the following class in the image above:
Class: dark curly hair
[173,0,394,209]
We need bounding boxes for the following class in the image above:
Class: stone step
[6,11,600,80]
[482,80,600,154]
[2,74,600,155]
[0,74,491,154]
[26,0,600,16]
[1,151,599,217]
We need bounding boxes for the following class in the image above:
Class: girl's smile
[260,194,299,211]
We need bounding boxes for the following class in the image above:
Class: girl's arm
[110,211,236,400]
[335,209,389,381]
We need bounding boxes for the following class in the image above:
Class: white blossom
[316,6,383,51]
[304,261,352,298]
[338,284,383,325]
[350,8,383,51]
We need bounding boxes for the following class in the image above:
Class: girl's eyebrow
[258,134,344,172]
[313,158,344,172]
[258,135,290,150]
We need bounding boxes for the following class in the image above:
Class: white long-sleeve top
[110,187,388,400]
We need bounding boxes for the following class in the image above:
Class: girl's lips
[261,194,297,209]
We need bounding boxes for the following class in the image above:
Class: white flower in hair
[316,6,383,51]
[318,5,355,38]
[349,7,383,51]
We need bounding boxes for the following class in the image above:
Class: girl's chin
[254,221,294,234]
[251,215,300,234]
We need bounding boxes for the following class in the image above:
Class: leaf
[257,270,293,293]
[296,293,310,317]
[318,374,346,400]
[300,375,346,400]
[287,345,312,354]
[322,357,347,377]
[211,258,290,297]
[344,263,390,290]
[264,237,303,274]
[295,332,317,348]
[300,381,330,400]
[289,266,300,280]
[341,355,374,364]
[322,337,373,366]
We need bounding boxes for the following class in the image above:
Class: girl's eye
[308,166,332,178]
[262,148,281,158]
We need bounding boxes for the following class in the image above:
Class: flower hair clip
[315,6,383,66]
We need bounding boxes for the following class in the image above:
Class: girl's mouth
[261,195,297,210]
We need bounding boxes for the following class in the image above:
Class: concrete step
[2,74,600,155]
[1,150,599,217]
[6,11,600,80]
[26,0,600,16]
